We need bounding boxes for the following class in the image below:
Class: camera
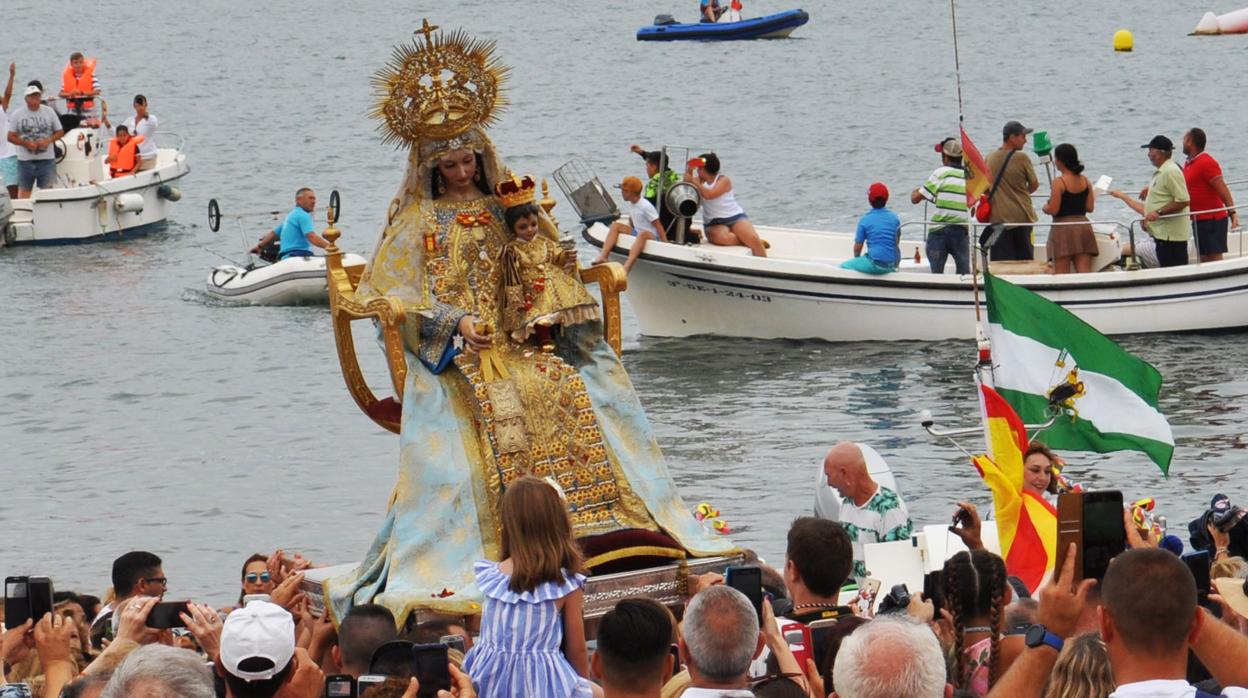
[951,505,974,529]
[1188,494,1248,557]
[876,584,912,615]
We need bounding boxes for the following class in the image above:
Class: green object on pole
[1033,130,1053,157]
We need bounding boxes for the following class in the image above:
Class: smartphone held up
[4,576,55,628]
[724,565,764,624]
[1056,490,1127,582]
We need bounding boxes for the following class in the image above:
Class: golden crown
[495,173,537,209]
[372,19,509,149]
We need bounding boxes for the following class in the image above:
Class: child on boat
[462,476,595,698]
[592,175,667,273]
[496,174,600,351]
[842,182,901,274]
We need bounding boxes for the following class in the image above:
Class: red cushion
[366,397,402,426]
[578,529,685,576]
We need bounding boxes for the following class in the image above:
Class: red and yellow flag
[971,384,1057,593]
[961,127,993,205]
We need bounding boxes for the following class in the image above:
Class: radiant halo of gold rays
[372,19,510,149]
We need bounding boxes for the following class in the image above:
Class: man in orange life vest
[105,125,144,178]
[59,52,100,122]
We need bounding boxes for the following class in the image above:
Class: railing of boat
[153,132,186,152]
[1122,201,1244,267]
[916,200,1132,239]
[918,201,1244,269]
[905,216,1131,239]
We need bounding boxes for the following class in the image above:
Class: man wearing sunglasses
[89,550,167,649]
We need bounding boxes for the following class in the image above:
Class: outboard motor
[664,181,701,244]
[257,240,280,264]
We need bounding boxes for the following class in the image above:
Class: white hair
[832,615,947,698]
[100,644,215,698]
[682,585,759,683]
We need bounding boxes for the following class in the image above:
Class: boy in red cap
[593,175,666,273]
[841,182,901,274]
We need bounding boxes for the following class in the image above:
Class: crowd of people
[0,52,161,199]
[846,120,1237,277]
[4,450,1248,698]
[600,121,1237,278]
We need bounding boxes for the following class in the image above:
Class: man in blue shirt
[841,182,901,275]
[250,188,328,260]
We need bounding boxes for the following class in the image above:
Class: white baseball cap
[220,601,295,681]
[24,85,42,96]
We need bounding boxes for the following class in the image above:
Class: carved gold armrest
[578,262,627,355]
[326,226,407,434]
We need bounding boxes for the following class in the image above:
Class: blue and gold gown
[326,194,734,623]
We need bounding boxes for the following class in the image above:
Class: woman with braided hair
[941,549,1008,697]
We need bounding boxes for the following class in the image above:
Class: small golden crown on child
[495,173,537,208]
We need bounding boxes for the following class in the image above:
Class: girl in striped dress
[463,477,596,698]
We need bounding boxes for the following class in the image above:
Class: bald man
[822,442,913,579]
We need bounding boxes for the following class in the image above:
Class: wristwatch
[1024,624,1064,652]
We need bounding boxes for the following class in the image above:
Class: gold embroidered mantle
[426,197,654,537]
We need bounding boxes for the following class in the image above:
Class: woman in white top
[684,153,767,258]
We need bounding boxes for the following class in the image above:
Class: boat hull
[5,150,190,245]
[206,254,367,306]
[637,9,809,41]
[584,223,1248,341]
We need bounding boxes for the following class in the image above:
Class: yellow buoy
[1113,29,1134,52]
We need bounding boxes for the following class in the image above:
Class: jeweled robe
[327,196,733,622]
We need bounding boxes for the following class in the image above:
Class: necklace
[791,602,840,611]
[963,626,993,634]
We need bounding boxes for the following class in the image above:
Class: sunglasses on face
[245,572,271,584]
[144,577,168,587]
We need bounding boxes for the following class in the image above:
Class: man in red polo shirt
[1183,127,1238,262]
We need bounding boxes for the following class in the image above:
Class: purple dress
[462,561,593,698]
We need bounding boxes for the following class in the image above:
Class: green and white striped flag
[984,273,1174,473]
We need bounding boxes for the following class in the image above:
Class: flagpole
[950,0,966,125]
[950,0,984,331]
[951,0,996,462]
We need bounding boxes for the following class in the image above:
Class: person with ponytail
[941,549,1008,697]
[1041,143,1099,274]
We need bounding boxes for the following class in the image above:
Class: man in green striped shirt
[910,138,970,274]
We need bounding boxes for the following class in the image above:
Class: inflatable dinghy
[206,254,366,306]
[637,9,809,41]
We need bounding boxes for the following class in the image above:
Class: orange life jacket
[108,135,144,177]
[61,58,97,111]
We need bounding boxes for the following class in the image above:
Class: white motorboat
[206,253,367,305]
[2,126,189,245]
[584,222,1248,342]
